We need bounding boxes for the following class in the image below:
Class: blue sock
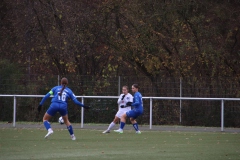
[67,125,74,135]
[133,123,139,131]
[43,121,51,130]
[120,122,125,130]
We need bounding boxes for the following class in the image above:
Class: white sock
[107,122,115,130]
[48,128,53,132]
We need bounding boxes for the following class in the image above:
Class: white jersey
[115,93,133,118]
[117,93,133,111]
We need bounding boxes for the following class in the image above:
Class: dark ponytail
[59,77,68,96]
[58,84,66,96]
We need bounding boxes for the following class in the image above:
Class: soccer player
[114,84,143,134]
[37,77,90,140]
[102,86,133,133]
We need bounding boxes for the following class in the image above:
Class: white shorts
[115,108,131,118]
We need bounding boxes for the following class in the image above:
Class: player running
[37,77,90,140]
[102,86,133,133]
[114,84,143,134]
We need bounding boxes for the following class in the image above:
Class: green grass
[0,128,239,160]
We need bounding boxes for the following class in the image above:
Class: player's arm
[40,92,51,105]
[117,94,123,104]
[129,95,133,103]
[38,90,54,112]
[71,93,90,109]
[127,95,139,106]
[120,94,133,108]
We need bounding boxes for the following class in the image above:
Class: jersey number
[58,92,66,101]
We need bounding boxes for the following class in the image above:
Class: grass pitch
[0,126,239,160]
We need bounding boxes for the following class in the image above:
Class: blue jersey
[132,92,143,112]
[50,86,76,105]
[40,85,84,107]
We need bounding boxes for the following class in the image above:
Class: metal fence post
[58,75,60,85]
[150,98,153,129]
[81,97,84,128]
[118,76,121,95]
[13,96,16,127]
[180,78,182,124]
[221,99,224,132]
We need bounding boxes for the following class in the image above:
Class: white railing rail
[1,94,240,131]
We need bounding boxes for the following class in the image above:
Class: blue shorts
[126,110,143,119]
[46,102,68,116]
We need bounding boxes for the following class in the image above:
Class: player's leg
[43,104,57,138]
[43,113,52,130]
[130,117,141,134]
[120,113,127,129]
[103,116,120,133]
[61,114,76,140]
[59,105,76,140]
[114,112,128,133]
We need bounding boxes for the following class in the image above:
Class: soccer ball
[58,116,64,124]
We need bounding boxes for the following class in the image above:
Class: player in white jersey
[102,86,133,133]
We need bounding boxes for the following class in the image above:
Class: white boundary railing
[1,94,240,132]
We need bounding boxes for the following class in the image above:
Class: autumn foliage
[0,0,240,126]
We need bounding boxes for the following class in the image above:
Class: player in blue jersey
[37,77,90,140]
[114,84,143,134]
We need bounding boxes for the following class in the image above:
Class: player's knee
[43,114,50,122]
[65,120,71,126]
[122,114,127,119]
[113,118,119,123]
[120,116,125,122]
[130,118,135,123]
